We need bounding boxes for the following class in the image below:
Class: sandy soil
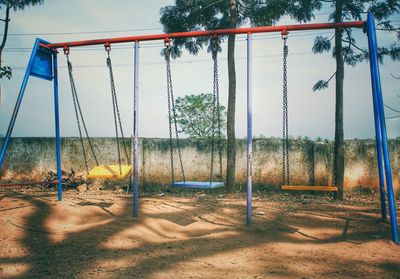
[0,188,399,278]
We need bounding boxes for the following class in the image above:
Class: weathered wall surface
[1,137,399,191]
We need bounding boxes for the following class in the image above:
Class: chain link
[282,36,290,185]
[66,54,99,174]
[164,45,185,184]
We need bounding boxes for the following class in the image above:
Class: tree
[312,0,400,200]
[160,0,322,192]
[0,0,44,104]
[0,0,44,79]
[174,93,226,138]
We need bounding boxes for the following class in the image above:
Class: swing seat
[88,164,132,179]
[171,181,224,189]
[281,185,338,192]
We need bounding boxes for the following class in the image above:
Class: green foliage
[0,0,45,80]
[312,36,332,53]
[379,44,400,61]
[313,79,329,91]
[0,65,11,79]
[369,0,400,20]
[0,0,44,11]
[314,0,400,63]
[160,0,323,57]
[377,21,400,39]
[313,72,336,92]
[174,93,226,138]
[243,0,322,26]
[312,0,400,91]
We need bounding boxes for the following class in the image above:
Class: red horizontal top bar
[42,21,365,49]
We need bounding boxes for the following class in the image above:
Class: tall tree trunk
[334,0,344,200]
[226,0,237,192]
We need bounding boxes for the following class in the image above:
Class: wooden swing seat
[281,185,338,192]
[88,164,132,179]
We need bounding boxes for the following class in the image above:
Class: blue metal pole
[52,53,63,201]
[133,41,139,217]
[0,39,41,170]
[367,13,399,244]
[366,20,386,221]
[246,33,253,226]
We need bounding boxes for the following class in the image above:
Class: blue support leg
[246,33,253,226]
[53,53,63,201]
[367,13,399,244]
[0,39,41,170]
[367,23,387,221]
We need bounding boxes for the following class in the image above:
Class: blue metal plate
[171,181,224,189]
[30,48,53,81]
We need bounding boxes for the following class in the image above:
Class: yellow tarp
[88,164,132,179]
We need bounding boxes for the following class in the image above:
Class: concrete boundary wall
[0,137,399,191]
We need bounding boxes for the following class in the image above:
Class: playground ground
[0,188,399,278]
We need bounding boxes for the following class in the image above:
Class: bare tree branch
[385,104,400,113]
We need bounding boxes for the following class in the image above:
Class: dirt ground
[0,188,399,279]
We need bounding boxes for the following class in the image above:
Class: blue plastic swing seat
[171,181,224,189]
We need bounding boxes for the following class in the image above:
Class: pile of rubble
[43,169,88,191]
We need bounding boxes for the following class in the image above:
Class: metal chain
[210,38,223,182]
[282,34,290,185]
[67,56,89,174]
[106,48,129,174]
[210,50,216,183]
[65,53,99,174]
[217,116,223,179]
[105,50,130,163]
[332,142,336,186]
[215,49,223,180]
[164,44,185,183]
[165,47,175,184]
[106,52,122,175]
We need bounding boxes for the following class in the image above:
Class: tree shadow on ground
[0,191,399,278]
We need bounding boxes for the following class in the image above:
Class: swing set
[0,13,398,244]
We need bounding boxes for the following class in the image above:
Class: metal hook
[104,42,111,52]
[281,29,289,41]
[164,38,171,47]
[63,45,70,56]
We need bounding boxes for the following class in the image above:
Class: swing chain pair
[104,42,130,175]
[64,46,99,174]
[164,39,186,184]
[280,30,336,187]
[282,30,290,186]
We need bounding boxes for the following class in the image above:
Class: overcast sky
[0,0,399,139]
